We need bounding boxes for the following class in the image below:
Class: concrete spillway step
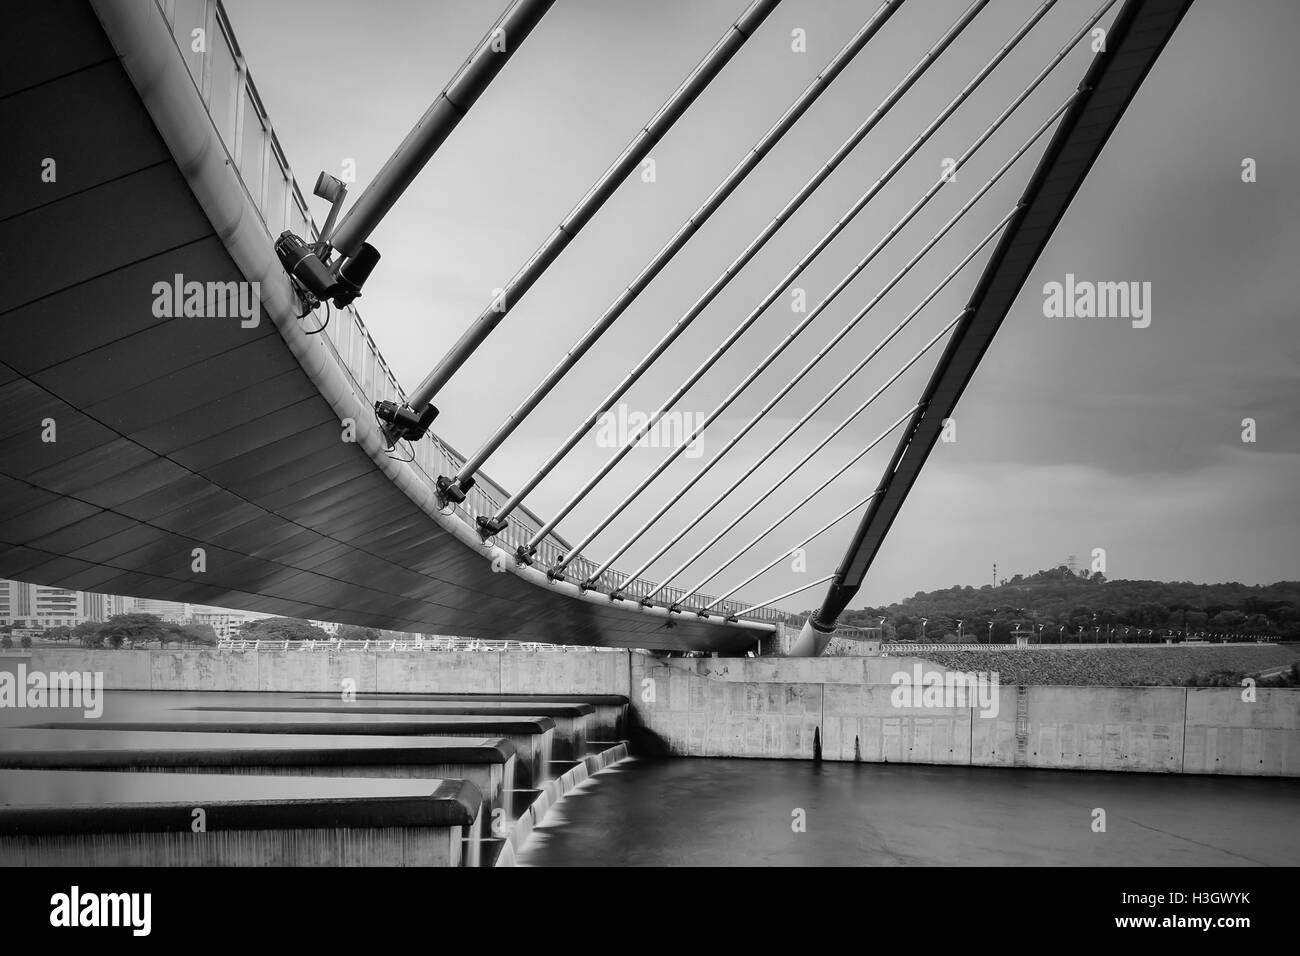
[36,713,555,787]
[0,691,592,760]
[185,700,594,759]
[294,693,629,739]
[0,728,515,831]
[0,769,481,866]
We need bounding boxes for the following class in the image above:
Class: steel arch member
[792,0,1197,657]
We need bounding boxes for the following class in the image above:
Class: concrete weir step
[0,769,482,867]
[0,728,516,833]
[294,693,629,739]
[184,701,595,760]
[35,714,556,788]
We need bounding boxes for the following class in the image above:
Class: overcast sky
[225,0,1299,611]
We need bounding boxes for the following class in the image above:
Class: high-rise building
[0,579,129,628]
[84,592,131,622]
[0,579,33,621]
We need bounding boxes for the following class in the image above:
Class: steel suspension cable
[491,0,995,542]
[404,0,784,451]
[446,2,907,518]
[701,491,881,614]
[517,0,1060,558]
[577,88,1079,586]
[733,575,835,620]
[620,206,1013,600]
[646,309,966,604]
[327,0,547,258]
[576,0,1116,582]
[675,407,917,611]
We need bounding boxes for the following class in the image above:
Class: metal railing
[833,626,880,641]
[216,637,625,652]
[880,641,1277,654]
[148,0,783,625]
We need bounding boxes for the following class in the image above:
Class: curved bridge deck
[0,0,770,652]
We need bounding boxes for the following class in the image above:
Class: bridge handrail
[149,0,782,627]
[833,626,881,639]
[880,641,1278,654]
[215,637,626,652]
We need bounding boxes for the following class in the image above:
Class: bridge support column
[787,617,835,657]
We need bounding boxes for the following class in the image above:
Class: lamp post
[957,620,964,642]
[920,617,928,641]
[987,621,995,645]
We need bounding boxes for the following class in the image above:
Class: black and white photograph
[0,0,1296,934]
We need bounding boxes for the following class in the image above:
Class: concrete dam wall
[24,649,1299,777]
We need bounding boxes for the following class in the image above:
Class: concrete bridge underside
[0,1,770,652]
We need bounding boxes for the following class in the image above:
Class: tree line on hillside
[810,567,1300,643]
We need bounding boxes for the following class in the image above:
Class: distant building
[190,610,252,640]
[131,598,188,623]
[310,620,341,636]
[0,580,269,633]
[86,592,131,622]
[0,579,129,628]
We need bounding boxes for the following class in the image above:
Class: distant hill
[799,567,1300,643]
[909,645,1300,687]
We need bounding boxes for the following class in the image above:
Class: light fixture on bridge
[274,172,383,313]
[375,399,441,449]
[435,474,476,506]
[269,0,558,467]
[280,170,428,451]
[476,515,510,537]
[315,172,347,241]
